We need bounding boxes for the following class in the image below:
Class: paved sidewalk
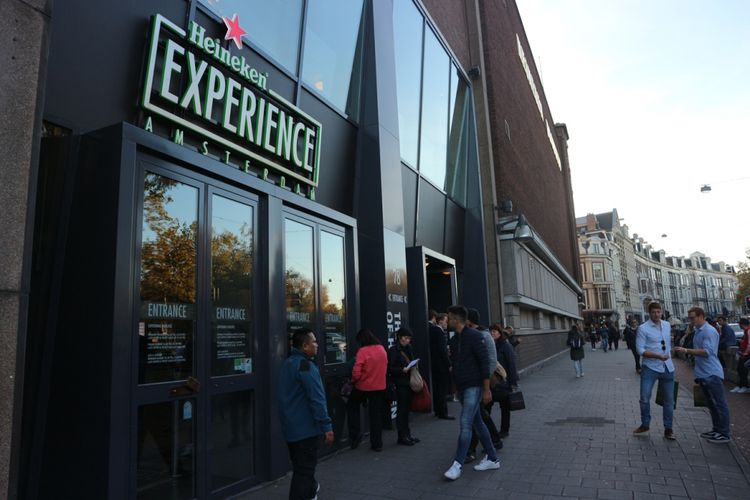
[236,347,750,500]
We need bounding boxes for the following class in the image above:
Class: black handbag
[508,390,525,411]
[655,381,679,409]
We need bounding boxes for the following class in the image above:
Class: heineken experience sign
[141,14,321,198]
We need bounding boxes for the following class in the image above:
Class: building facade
[577,210,739,327]
[2,1,580,498]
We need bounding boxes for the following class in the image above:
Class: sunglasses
[661,340,666,352]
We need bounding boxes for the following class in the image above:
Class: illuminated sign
[141,14,321,198]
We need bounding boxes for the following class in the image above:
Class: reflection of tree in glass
[140,174,197,303]
[212,223,252,307]
[285,268,315,313]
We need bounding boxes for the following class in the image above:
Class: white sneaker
[581,372,584,377]
[740,388,750,393]
[473,455,501,471]
[575,373,581,378]
[444,461,462,480]
[730,387,742,393]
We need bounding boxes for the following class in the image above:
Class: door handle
[169,376,201,397]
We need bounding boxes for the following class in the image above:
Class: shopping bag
[655,381,679,409]
[409,383,432,412]
[693,383,707,407]
[508,390,526,411]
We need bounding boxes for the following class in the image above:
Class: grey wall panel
[415,179,445,253]
[443,199,464,268]
[401,165,417,247]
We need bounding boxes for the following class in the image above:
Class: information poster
[139,318,193,384]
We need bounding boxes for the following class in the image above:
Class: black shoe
[350,436,361,450]
[371,445,383,452]
[464,453,476,463]
[397,438,415,446]
[493,440,503,450]
[499,431,509,438]
[408,436,420,444]
[437,415,456,420]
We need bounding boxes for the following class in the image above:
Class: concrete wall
[0,0,51,497]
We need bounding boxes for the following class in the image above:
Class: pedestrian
[493,324,518,438]
[444,305,500,480]
[623,319,641,373]
[387,327,419,446]
[465,309,501,461]
[504,325,521,350]
[609,322,620,350]
[278,328,333,500]
[567,323,585,378]
[588,324,597,351]
[429,309,454,419]
[633,302,677,440]
[347,328,387,452]
[716,316,737,370]
[730,318,750,393]
[674,307,732,443]
[598,323,609,352]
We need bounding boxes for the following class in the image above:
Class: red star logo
[222,14,247,49]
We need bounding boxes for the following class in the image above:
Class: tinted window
[418,29,450,188]
[446,65,470,206]
[320,231,346,364]
[198,0,303,73]
[301,0,365,118]
[393,0,423,167]
[285,219,315,340]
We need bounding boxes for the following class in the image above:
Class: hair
[356,328,380,346]
[740,318,750,326]
[292,328,314,349]
[447,305,468,321]
[467,308,481,325]
[436,313,448,323]
[717,315,726,321]
[429,309,438,320]
[396,327,413,339]
[688,306,705,318]
[647,301,662,312]
[489,323,503,333]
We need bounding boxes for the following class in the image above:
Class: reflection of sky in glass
[212,195,252,248]
[320,231,345,312]
[393,0,423,166]
[142,176,197,244]
[419,29,450,188]
[301,0,364,112]
[285,219,314,302]
[199,0,303,73]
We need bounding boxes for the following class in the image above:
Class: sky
[516,0,750,266]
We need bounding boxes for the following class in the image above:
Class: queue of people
[277,305,521,497]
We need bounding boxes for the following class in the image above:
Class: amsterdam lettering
[141,14,321,198]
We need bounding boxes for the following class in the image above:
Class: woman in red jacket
[347,328,388,451]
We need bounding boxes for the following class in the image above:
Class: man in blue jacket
[278,328,333,500]
[444,305,500,480]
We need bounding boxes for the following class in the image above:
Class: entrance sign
[141,14,321,198]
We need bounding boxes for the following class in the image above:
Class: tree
[737,248,750,313]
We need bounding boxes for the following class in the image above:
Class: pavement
[236,347,750,500]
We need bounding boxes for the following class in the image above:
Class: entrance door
[132,163,259,499]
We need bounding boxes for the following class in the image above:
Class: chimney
[586,213,597,231]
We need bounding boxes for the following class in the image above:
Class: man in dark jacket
[278,328,333,500]
[623,319,641,373]
[717,316,736,369]
[429,309,454,419]
[444,305,499,480]
[494,326,518,438]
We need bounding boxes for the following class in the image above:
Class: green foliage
[737,249,750,308]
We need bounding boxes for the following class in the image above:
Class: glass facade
[198,0,304,73]
[418,29,450,188]
[393,0,423,167]
[301,0,365,118]
[320,231,346,365]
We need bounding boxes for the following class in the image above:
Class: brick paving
[236,347,750,500]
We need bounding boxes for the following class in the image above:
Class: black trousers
[287,436,318,500]
[347,388,384,448]
[395,384,412,439]
[431,368,450,417]
[630,346,641,370]
[611,338,619,350]
[738,357,749,388]
[470,403,501,452]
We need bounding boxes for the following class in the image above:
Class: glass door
[133,164,258,499]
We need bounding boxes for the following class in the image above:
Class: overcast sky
[516,0,750,266]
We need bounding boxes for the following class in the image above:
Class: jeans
[454,387,497,464]
[639,366,674,429]
[573,359,583,376]
[287,436,318,500]
[347,388,384,448]
[469,403,500,452]
[600,337,609,352]
[697,375,731,436]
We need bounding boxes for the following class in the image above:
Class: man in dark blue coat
[444,305,499,480]
[278,328,333,500]
[429,309,454,419]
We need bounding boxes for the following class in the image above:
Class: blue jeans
[697,375,731,436]
[600,337,609,351]
[573,359,583,376]
[454,387,497,464]
[640,366,674,429]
